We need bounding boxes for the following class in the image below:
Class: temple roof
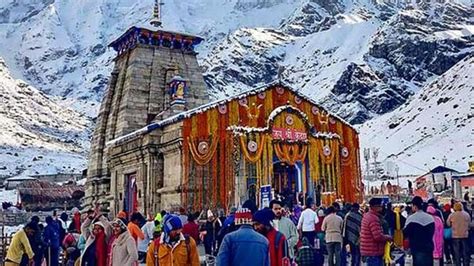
[106,81,356,147]
[109,26,204,55]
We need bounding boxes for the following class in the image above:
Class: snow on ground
[0,58,91,178]
[0,189,18,203]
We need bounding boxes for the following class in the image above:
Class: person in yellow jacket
[146,214,200,266]
[5,223,36,266]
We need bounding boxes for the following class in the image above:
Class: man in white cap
[217,208,270,266]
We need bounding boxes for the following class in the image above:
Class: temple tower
[84,1,209,209]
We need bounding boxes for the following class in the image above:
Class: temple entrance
[273,161,302,208]
[124,173,138,214]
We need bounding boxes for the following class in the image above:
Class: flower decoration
[198,141,209,155]
[323,145,331,156]
[247,140,258,153]
[218,104,227,114]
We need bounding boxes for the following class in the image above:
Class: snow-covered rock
[0,58,92,178]
[359,55,474,175]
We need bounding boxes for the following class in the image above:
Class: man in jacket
[360,198,392,266]
[343,203,363,266]
[404,196,435,266]
[322,206,344,266]
[5,223,36,266]
[44,216,61,266]
[146,214,200,266]
[254,208,289,266]
[217,208,270,266]
[270,200,298,259]
[447,202,471,266]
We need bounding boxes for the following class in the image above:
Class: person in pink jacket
[427,206,444,262]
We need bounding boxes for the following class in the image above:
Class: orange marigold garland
[240,134,266,163]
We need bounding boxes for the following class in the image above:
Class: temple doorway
[273,161,302,208]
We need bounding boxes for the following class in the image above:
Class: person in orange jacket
[128,212,145,243]
[146,215,200,266]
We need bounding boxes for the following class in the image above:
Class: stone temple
[85,5,362,216]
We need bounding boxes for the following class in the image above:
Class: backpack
[153,234,192,265]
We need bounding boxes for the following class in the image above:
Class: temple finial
[150,0,164,28]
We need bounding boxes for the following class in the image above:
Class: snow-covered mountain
[0,0,472,177]
[359,55,474,174]
[0,58,91,179]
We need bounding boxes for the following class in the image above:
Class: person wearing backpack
[253,208,289,266]
[145,214,200,266]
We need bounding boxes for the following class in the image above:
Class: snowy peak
[0,58,92,178]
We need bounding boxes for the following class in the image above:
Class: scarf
[73,213,81,233]
[393,209,403,248]
[95,230,107,266]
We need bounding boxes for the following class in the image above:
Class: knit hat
[454,202,463,212]
[117,211,127,219]
[427,206,437,215]
[163,214,183,234]
[317,209,325,217]
[235,208,253,225]
[111,218,127,232]
[229,207,238,214]
[253,208,275,227]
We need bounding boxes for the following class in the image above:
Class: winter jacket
[110,231,139,266]
[127,222,145,243]
[44,218,61,249]
[217,224,270,266]
[6,229,34,263]
[403,211,435,254]
[266,228,288,266]
[272,216,298,258]
[343,211,363,246]
[183,221,200,244]
[146,233,200,266]
[79,216,112,266]
[431,215,444,259]
[447,211,471,238]
[360,210,390,257]
[322,213,343,243]
[138,221,155,253]
[295,237,316,266]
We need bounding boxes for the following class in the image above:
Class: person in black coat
[30,216,45,266]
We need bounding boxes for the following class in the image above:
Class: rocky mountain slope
[359,55,474,174]
[0,0,472,176]
[0,58,91,179]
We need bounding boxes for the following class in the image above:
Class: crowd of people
[4,196,474,266]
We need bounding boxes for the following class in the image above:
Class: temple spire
[150,0,164,28]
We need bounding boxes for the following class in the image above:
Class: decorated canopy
[179,84,362,210]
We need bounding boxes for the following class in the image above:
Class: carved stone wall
[85,40,209,209]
